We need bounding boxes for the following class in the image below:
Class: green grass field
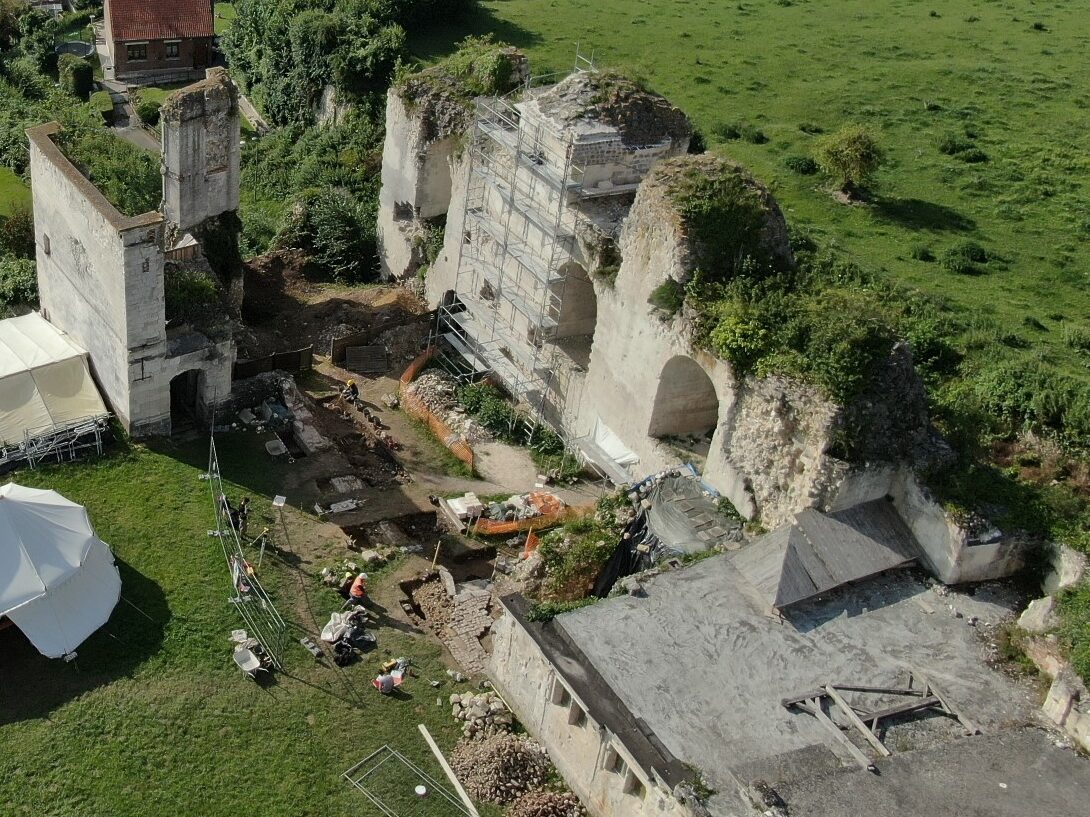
[410,0,1090,381]
[215,2,237,36]
[0,167,30,216]
[0,437,489,817]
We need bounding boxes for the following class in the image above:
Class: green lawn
[215,2,237,36]
[410,0,1090,381]
[0,167,30,216]
[0,436,487,817]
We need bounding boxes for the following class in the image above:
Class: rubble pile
[375,321,428,364]
[412,579,454,629]
[507,791,587,817]
[450,733,551,805]
[450,690,514,737]
[403,371,492,443]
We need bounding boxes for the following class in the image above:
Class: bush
[57,128,161,217]
[740,123,768,144]
[0,207,35,258]
[712,121,741,140]
[940,240,989,274]
[815,124,884,193]
[0,256,37,307]
[292,187,378,282]
[131,90,162,127]
[938,134,973,155]
[58,54,93,101]
[910,244,935,262]
[649,279,685,315]
[784,155,818,175]
[956,147,988,163]
[90,90,115,125]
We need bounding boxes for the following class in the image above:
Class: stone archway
[648,355,719,437]
[552,262,597,369]
[169,368,205,430]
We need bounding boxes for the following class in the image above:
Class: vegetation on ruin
[57,128,161,217]
[396,34,522,113]
[535,497,626,602]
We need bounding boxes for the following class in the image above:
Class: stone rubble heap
[450,733,551,805]
[403,371,492,444]
[375,321,428,364]
[507,791,587,817]
[450,690,514,737]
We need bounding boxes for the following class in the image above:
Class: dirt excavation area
[224,270,604,672]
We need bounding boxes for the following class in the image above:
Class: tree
[815,125,884,197]
[58,54,94,101]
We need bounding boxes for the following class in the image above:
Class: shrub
[815,124,883,193]
[798,122,824,134]
[784,155,818,175]
[90,90,115,125]
[293,187,378,282]
[57,128,161,217]
[58,54,93,101]
[649,279,685,315]
[940,240,989,274]
[739,123,768,144]
[712,121,741,141]
[956,147,988,163]
[0,256,37,307]
[0,207,35,258]
[938,134,973,155]
[910,244,935,262]
[132,90,162,127]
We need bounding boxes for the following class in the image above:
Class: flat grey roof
[556,555,1069,815]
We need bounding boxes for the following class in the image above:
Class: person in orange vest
[349,573,368,606]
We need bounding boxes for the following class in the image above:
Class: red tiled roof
[107,0,214,42]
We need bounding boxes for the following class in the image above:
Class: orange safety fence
[473,503,595,537]
[399,347,475,471]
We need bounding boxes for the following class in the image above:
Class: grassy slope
[0,437,482,817]
[0,167,30,216]
[410,0,1090,381]
[215,3,238,36]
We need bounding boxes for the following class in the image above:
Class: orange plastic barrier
[399,347,475,470]
[473,503,595,537]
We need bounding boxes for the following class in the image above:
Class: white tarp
[0,312,108,446]
[591,417,640,467]
[0,483,121,658]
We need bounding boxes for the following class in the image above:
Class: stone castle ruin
[377,61,1025,586]
[27,69,241,437]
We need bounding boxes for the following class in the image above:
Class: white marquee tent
[0,483,121,658]
[0,312,108,446]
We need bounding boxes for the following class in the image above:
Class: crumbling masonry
[28,69,241,437]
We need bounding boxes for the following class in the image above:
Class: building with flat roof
[489,552,1090,817]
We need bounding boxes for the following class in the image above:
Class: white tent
[0,312,108,446]
[0,483,121,658]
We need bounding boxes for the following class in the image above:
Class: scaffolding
[432,72,592,442]
[206,434,288,668]
[0,414,110,471]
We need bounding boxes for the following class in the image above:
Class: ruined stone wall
[28,123,165,432]
[28,112,235,438]
[161,68,241,235]
[377,90,460,282]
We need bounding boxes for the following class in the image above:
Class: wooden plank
[864,696,941,725]
[825,684,891,757]
[418,724,480,817]
[915,672,980,735]
[831,684,924,697]
[809,698,875,772]
[781,689,828,708]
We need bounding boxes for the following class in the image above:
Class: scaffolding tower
[433,74,592,439]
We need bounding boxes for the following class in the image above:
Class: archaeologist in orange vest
[349,572,368,606]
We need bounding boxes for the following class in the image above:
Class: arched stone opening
[648,355,719,438]
[552,262,597,369]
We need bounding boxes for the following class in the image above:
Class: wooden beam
[825,684,891,758]
[915,672,980,736]
[809,697,876,772]
[418,724,480,817]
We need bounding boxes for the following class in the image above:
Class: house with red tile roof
[103,0,215,84]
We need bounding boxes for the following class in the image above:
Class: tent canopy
[0,482,121,658]
[0,313,108,446]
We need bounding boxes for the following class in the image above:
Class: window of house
[126,43,148,61]
[165,41,180,59]
[550,676,571,707]
[567,701,586,727]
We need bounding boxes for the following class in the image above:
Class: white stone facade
[27,70,239,438]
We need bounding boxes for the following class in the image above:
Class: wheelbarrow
[233,644,271,680]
